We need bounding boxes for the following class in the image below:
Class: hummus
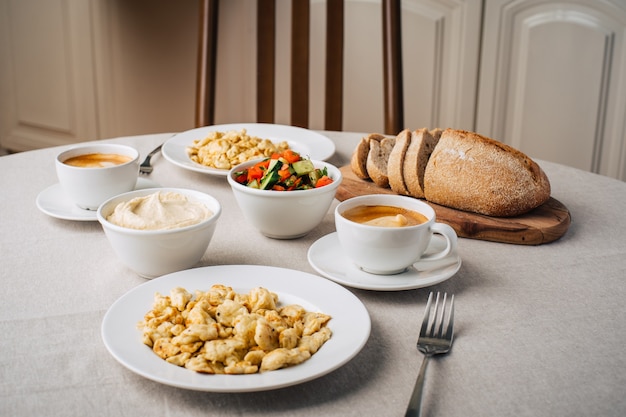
[107,191,213,230]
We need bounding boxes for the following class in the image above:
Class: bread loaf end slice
[403,128,440,199]
[350,133,385,180]
[424,129,551,217]
[366,136,396,187]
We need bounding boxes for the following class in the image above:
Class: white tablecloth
[1,131,625,417]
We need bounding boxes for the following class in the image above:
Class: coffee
[341,204,428,227]
[63,153,132,168]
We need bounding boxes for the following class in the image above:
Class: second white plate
[162,123,336,176]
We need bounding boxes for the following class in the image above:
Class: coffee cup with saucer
[334,194,458,275]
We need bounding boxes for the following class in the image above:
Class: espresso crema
[341,204,428,227]
[63,153,132,168]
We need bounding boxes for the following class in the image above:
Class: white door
[476,0,626,180]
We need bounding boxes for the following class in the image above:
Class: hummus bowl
[97,188,222,278]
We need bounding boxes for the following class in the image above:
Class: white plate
[308,232,461,291]
[162,123,336,176]
[101,265,370,392]
[36,178,159,221]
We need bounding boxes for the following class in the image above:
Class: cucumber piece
[308,169,321,184]
[260,170,280,190]
[266,158,282,173]
[292,159,315,176]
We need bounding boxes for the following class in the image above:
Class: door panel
[477,0,626,180]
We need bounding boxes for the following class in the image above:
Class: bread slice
[424,129,551,217]
[387,129,412,195]
[366,136,396,187]
[350,133,385,180]
[403,128,440,198]
[430,128,443,140]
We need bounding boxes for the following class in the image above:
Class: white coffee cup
[55,144,140,210]
[335,194,458,275]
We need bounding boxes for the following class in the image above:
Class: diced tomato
[278,167,292,181]
[281,149,301,164]
[315,175,333,188]
[246,162,267,182]
[234,172,247,184]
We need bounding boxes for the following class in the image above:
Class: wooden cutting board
[336,165,571,245]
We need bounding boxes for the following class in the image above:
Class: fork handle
[146,144,162,158]
[405,355,431,417]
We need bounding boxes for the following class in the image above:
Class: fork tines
[420,292,454,343]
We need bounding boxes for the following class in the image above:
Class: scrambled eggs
[187,129,290,170]
[138,284,332,374]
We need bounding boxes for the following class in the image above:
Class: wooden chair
[195,0,404,135]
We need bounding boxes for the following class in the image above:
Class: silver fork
[139,144,163,174]
[405,292,455,417]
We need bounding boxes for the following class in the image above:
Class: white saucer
[36,178,160,222]
[307,232,461,291]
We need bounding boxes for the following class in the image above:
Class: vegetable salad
[233,150,334,191]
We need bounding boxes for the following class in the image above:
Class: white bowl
[227,159,342,239]
[97,188,221,278]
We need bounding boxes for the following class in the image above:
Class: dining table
[1,129,625,417]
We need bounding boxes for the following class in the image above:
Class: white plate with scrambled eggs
[162,123,336,176]
[101,265,370,392]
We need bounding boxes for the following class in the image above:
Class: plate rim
[161,123,336,176]
[101,264,371,392]
[307,232,461,291]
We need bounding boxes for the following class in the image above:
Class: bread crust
[403,128,440,198]
[430,128,443,140]
[387,129,412,195]
[424,129,551,217]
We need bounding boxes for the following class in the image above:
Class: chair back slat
[290,1,310,128]
[257,0,276,124]
[382,0,404,135]
[195,0,219,127]
[325,0,344,131]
